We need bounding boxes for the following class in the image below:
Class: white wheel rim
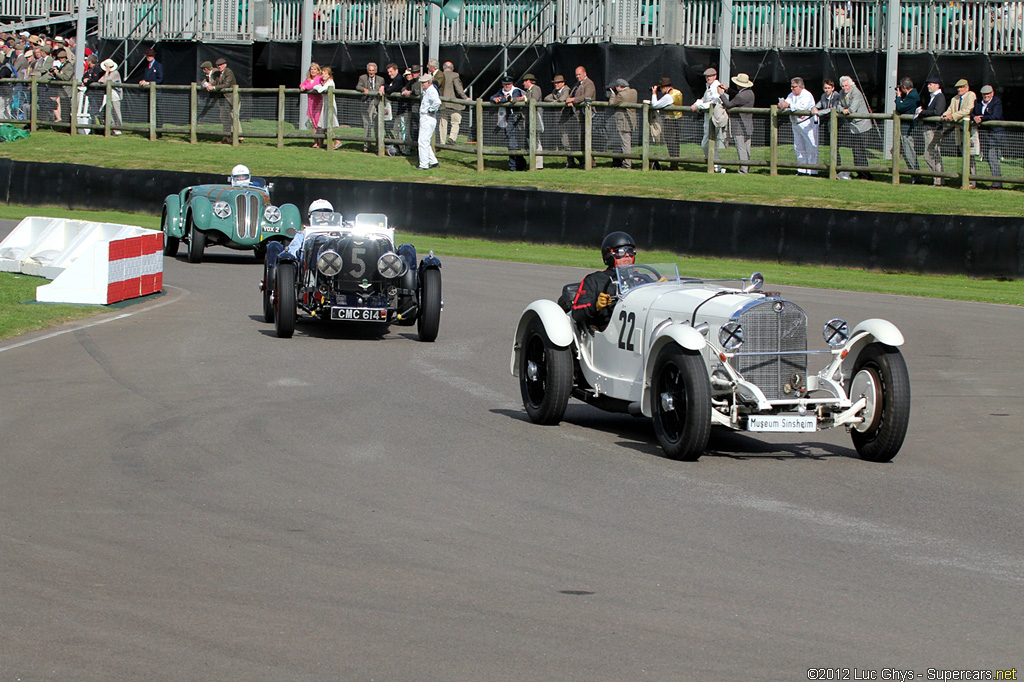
[851,369,879,433]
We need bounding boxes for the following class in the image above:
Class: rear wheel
[519,318,572,425]
[849,343,911,462]
[417,268,442,342]
[262,261,275,323]
[274,262,296,338]
[650,344,712,461]
[187,221,206,264]
[161,209,179,256]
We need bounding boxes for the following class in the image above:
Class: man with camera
[607,79,637,169]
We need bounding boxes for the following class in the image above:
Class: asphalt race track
[2,219,1022,681]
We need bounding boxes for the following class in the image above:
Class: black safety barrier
[3,161,1021,278]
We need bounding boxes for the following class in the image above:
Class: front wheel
[650,344,712,461]
[262,261,275,323]
[161,209,179,256]
[187,222,206,264]
[274,262,296,338]
[417,268,442,342]
[849,343,911,462]
[519,317,573,425]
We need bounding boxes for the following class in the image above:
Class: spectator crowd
[0,34,1013,189]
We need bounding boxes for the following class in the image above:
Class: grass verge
[0,272,106,341]
[1,129,1022,217]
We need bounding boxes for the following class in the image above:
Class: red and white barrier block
[0,216,164,305]
[36,231,163,305]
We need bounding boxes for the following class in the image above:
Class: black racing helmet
[601,231,636,266]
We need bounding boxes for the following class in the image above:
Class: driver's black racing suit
[571,266,617,331]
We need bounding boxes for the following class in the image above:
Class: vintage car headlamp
[823,318,850,347]
[212,200,231,219]
[317,250,343,277]
[377,252,407,278]
[718,322,744,350]
[263,206,281,223]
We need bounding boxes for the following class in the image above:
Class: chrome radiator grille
[235,193,260,239]
[734,299,808,400]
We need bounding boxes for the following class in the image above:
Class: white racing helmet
[230,164,251,187]
[308,199,334,219]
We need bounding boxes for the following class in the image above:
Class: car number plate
[747,415,817,432]
[331,307,388,322]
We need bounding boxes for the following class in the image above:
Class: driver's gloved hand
[596,292,612,311]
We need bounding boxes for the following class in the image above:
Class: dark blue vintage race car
[260,211,442,341]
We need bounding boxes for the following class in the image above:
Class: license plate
[330,307,388,322]
[747,414,817,432]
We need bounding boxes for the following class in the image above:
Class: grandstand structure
[4,0,1023,100]
[2,0,1021,53]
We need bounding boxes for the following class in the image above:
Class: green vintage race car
[160,166,301,264]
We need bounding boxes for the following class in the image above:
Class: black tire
[274,262,296,338]
[187,221,206,264]
[161,210,179,256]
[849,343,911,462]
[417,268,442,342]
[519,317,573,425]
[650,344,712,461]
[262,261,275,323]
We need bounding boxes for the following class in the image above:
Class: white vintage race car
[511,264,910,461]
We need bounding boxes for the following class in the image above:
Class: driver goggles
[611,246,636,258]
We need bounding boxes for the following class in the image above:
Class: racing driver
[571,231,636,331]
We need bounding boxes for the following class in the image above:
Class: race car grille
[734,299,808,400]
[235,193,260,240]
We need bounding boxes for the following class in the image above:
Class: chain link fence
[2,77,1020,188]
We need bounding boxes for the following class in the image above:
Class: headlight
[212,201,231,219]
[263,206,281,223]
[377,251,407,278]
[718,322,743,350]
[823,318,849,347]
[317,250,343,276]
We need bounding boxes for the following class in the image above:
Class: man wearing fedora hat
[491,75,527,171]
[520,73,544,168]
[916,77,946,184]
[97,58,123,132]
[544,74,572,167]
[651,77,682,170]
[607,78,637,169]
[723,72,755,173]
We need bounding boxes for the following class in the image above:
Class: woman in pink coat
[300,62,323,148]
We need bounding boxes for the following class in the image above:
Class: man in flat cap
[607,78,637,168]
[916,77,946,184]
[544,75,573,167]
[691,67,726,171]
[417,72,441,170]
[491,75,527,170]
[205,57,238,143]
[972,84,1004,189]
[942,78,978,186]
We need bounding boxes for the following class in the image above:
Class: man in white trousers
[778,76,819,175]
[417,73,440,170]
